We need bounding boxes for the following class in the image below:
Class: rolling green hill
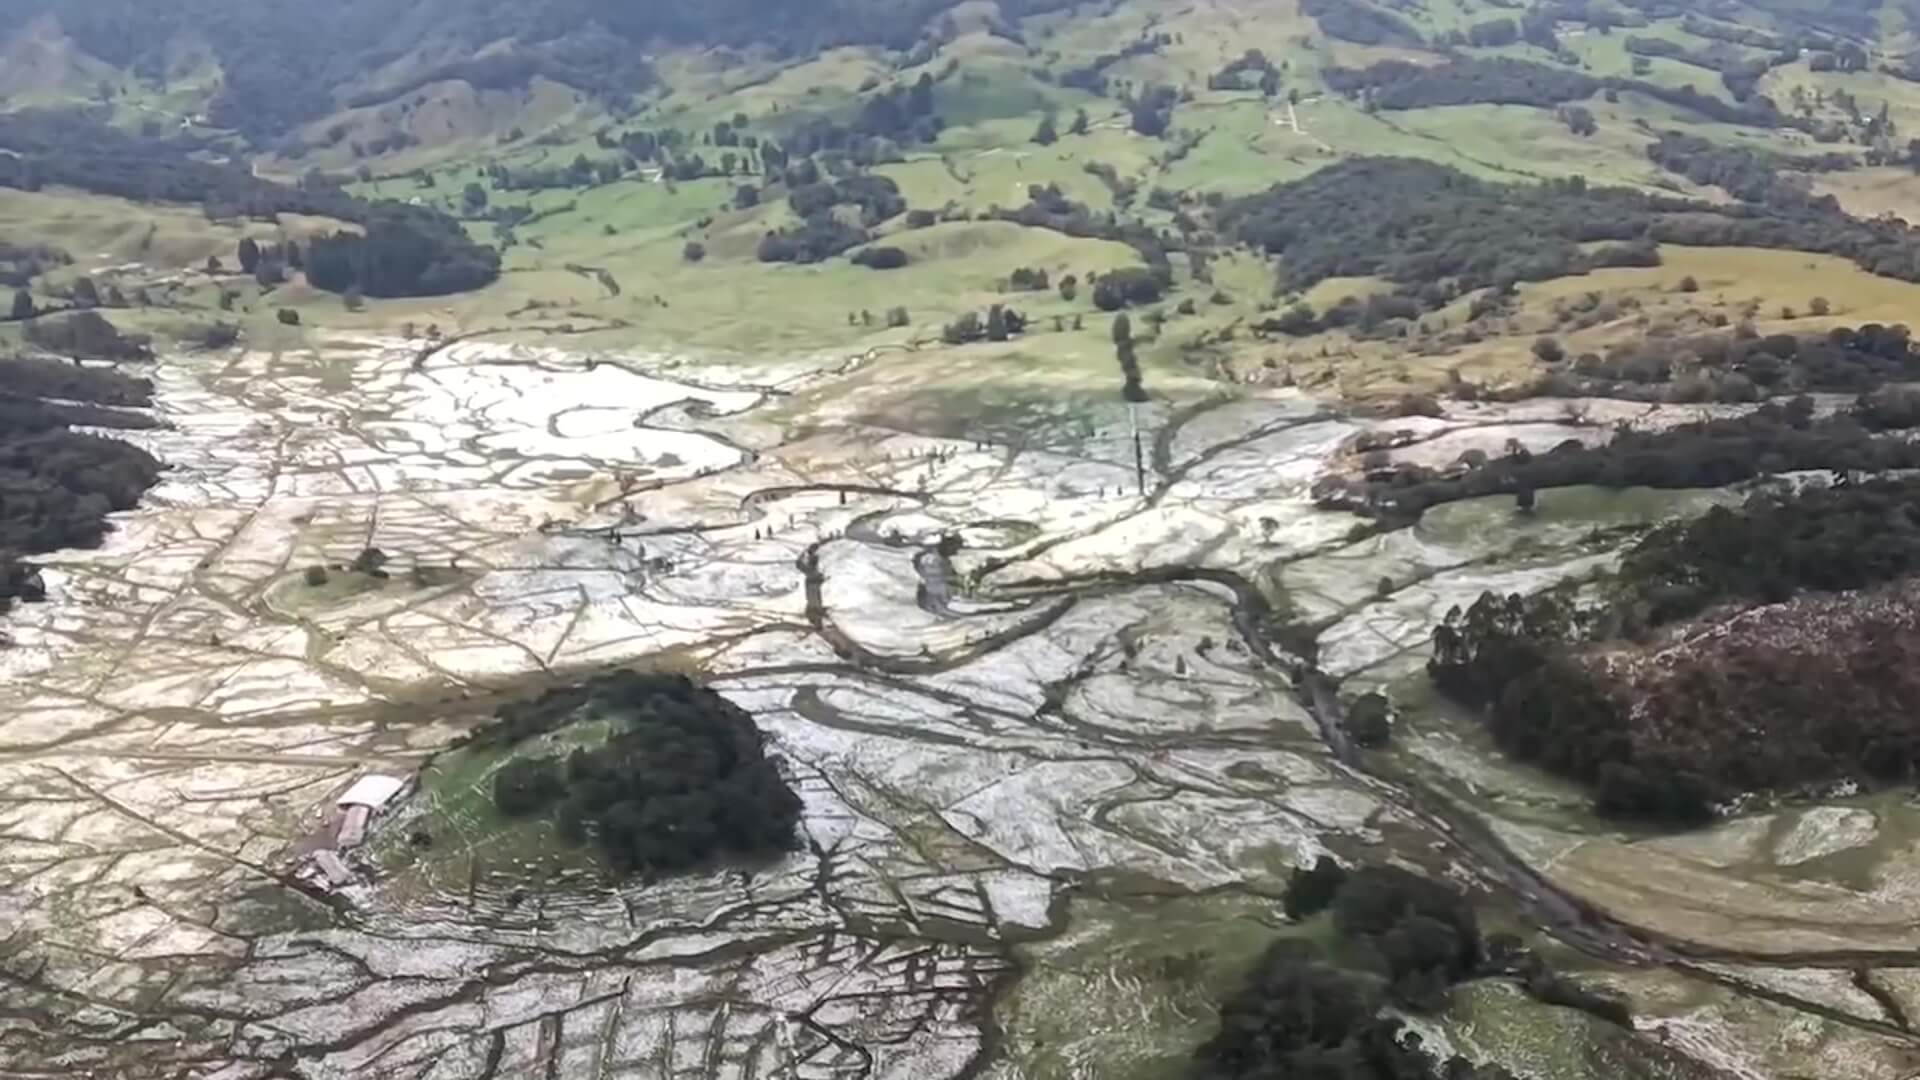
[9,0,1920,388]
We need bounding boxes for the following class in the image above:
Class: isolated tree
[683,241,707,263]
[1069,108,1090,136]
[71,277,99,309]
[237,237,261,274]
[1678,275,1700,293]
[206,255,223,274]
[9,290,31,322]
[986,304,1010,342]
[350,546,388,576]
[1283,856,1348,920]
[1346,692,1392,748]
[1810,296,1832,316]
[1532,336,1565,364]
[1032,112,1058,146]
[277,308,301,326]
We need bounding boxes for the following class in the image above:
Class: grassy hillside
[8,0,1920,394]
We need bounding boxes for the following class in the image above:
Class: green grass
[1446,981,1722,1080]
[995,892,1302,1080]
[364,719,618,900]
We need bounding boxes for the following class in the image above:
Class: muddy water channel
[2,342,1915,1079]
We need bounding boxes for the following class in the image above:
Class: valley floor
[3,334,1919,1079]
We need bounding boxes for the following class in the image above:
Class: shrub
[851,245,909,270]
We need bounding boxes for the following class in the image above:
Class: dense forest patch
[304,203,502,299]
[3,0,1080,139]
[1323,57,1787,127]
[0,356,160,619]
[1196,861,1623,1078]
[1317,395,1920,520]
[0,111,500,298]
[0,110,363,221]
[1431,478,1920,821]
[1217,159,1920,314]
[471,671,803,877]
[1547,323,1920,404]
[1299,0,1423,48]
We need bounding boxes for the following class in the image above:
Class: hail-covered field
[4,335,1919,1080]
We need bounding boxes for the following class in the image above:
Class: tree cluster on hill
[476,671,803,875]
[1326,57,1596,111]
[1322,57,1785,128]
[1432,478,1920,823]
[1299,0,1423,47]
[1555,323,1920,403]
[0,109,364,220]
[1126,84,1182,138]
[1317,396,1920,521]
[1199,860,1623,1079]
[305,202,501,298]
[485,153,637,193]
[1092,267,1170,311]
[1679,14,1789,51]
[1055,29,1171,96]
[991,183,1176,275]
[851,245,909,270]
[1618,478,1920,627]
[1217,158,1920,318]
[1208,49,1281,94]
[942,304,1029,344]
[758,173,907,264]
[12,0,1081,140]
[0,356,160,617]
[0,241,70,290]
[1646,130,1854,203]
[0,109,502,299]
[1196,945,1520,1080]
[342,32,655,118]
[1620,34,1784,98]
[1007,267,1051,291]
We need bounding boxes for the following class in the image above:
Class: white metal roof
[337,774,407,809]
